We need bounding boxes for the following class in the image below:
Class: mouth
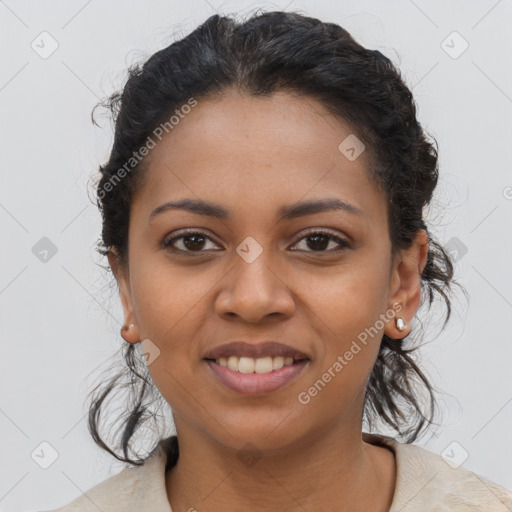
[204,354,308,374]
[202,341,310,395]
[204,358,309,395]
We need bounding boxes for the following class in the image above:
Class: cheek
[306,261,389,378]
[129,262,205,412]
[295,271,387,420]
[131,255,209,337]
[309,261,390,333]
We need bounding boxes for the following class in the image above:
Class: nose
[214,252,296,324]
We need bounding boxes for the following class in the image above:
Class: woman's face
[111,89,426,452]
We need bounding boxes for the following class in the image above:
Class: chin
[204,408,311,454]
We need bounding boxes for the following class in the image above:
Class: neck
[165,418,395,512]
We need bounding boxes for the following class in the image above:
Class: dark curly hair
[87,9,460,468]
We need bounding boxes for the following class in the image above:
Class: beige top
[43,432,512,511]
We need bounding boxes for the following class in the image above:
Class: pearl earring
[396,317,406,332]
[122,323,135,331]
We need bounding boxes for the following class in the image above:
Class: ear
[384,229,428,339]
[108,248,140,344]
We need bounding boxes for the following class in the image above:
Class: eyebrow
[148,197,363,223]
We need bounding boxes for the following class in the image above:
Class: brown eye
[162,231,220,253]
[291,230,350,253]
[161,229,350,256]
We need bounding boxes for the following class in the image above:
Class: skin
[109,88,428,512]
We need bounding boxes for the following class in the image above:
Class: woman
[44,10,512,512]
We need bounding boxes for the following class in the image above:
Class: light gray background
[1,0,511,510]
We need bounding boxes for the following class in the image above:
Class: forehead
[133,89,385,223]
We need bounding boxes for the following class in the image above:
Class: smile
[214,355,298,374]
[204,358,309,395]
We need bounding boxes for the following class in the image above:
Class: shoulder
[363,432,512,511]
[39,437,176,512]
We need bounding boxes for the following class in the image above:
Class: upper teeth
[217,355,295,374]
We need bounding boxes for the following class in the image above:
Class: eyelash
[161,229,351,255]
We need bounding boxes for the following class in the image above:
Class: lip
[205,359,309,395]
[202,341,310,361]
